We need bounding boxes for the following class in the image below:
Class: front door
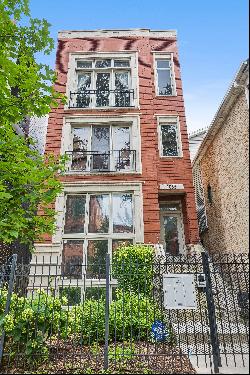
[160,202,185,255]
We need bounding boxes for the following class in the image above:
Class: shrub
[71,290,170,344]
[112,244,154,295]
[0,289,72,363]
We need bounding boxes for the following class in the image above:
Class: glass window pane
[113,127,131,170]
[164,216,179,255]
[95,59,111,68]
[157,69,173,95]
[72,127,90,171]
[112,239,133,254]
[113,194,133,233]
[161,124,178,156]
[89,194,110,233]
[62,240,84,279]
[91,127,110,170]
[77,60,92,68]
[64,195,86,233]
[114,60,130,67]
[77,73,91,107]
[113,127,130,150]
[157,59,170,69]
[160,203,181,212]
[73,127,90,151]
[87,240,108,278]
[115,72,130,107]
[96,73,110,106]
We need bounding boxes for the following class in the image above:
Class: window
[62,192,135,280]
[69,124,135,172]
[70,57,134,108]
[154,54,176,96]
[207,184,213,204]
[158,116,182,157]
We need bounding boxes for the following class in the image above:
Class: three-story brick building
[36,29,199,283]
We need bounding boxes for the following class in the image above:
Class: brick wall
[44,32,199,246]
[199,91,249,253]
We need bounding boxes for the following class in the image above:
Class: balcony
[66,150,137,173]
[68,89,135,109]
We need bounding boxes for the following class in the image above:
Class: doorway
[159,202,185,255]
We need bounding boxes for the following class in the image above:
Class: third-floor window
[68,55,137,108]
[154,53,176,96]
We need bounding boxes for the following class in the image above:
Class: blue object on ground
[151,320,168,342]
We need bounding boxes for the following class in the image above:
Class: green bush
[0,289,72,363]
[112,244,154,295]
[71,289,169,344]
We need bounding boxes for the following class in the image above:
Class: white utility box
[163,273,197,309]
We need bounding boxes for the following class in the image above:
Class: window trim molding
[157,115,183,158]
[153,52,177,97]
[66,51,139,109]
[61,115,142,174]
[52,182,144,245]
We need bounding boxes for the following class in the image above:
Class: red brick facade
[44,29,199,249]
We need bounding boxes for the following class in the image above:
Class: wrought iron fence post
[0,254,17,367]
[202,251,221,374]
[104,253,110,370]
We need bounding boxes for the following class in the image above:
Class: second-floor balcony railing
[66,150,137,173]
[68,89,135,109]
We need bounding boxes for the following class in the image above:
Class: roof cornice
[58,29,177,39]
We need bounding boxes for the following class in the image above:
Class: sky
[29,0,249,133]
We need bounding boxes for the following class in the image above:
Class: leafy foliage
[0,125,67,246]
[0,287,174,363]
[0,289,71,363]
[0,0,66,248]
[112,244,154,295]
[0,0,64,123]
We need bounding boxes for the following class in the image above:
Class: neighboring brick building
[192,60,249,253]
[35,29,199,276]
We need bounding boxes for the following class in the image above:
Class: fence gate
[155,252,249,374]
[0,251,249,374]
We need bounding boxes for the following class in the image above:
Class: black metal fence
[0,252,249,374]
[65,149,137,173]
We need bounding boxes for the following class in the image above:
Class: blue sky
[30,0,249,132]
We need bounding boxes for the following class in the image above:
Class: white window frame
[70,124,133,173]
[52,183,144,298]
[66,52,139,109]
[157,115,183,158]
[153,52,177,97]
[61,115,142,174]
[159,201,185,255]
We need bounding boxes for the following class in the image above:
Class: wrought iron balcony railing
[68,89,135,108]
[66,150,137,173]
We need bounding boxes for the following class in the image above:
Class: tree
[0,0,66,250]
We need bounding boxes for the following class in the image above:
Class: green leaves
[0,124,65,248]
[112,244,154,295]
[0,0,66,249]
[0,0,65,123]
